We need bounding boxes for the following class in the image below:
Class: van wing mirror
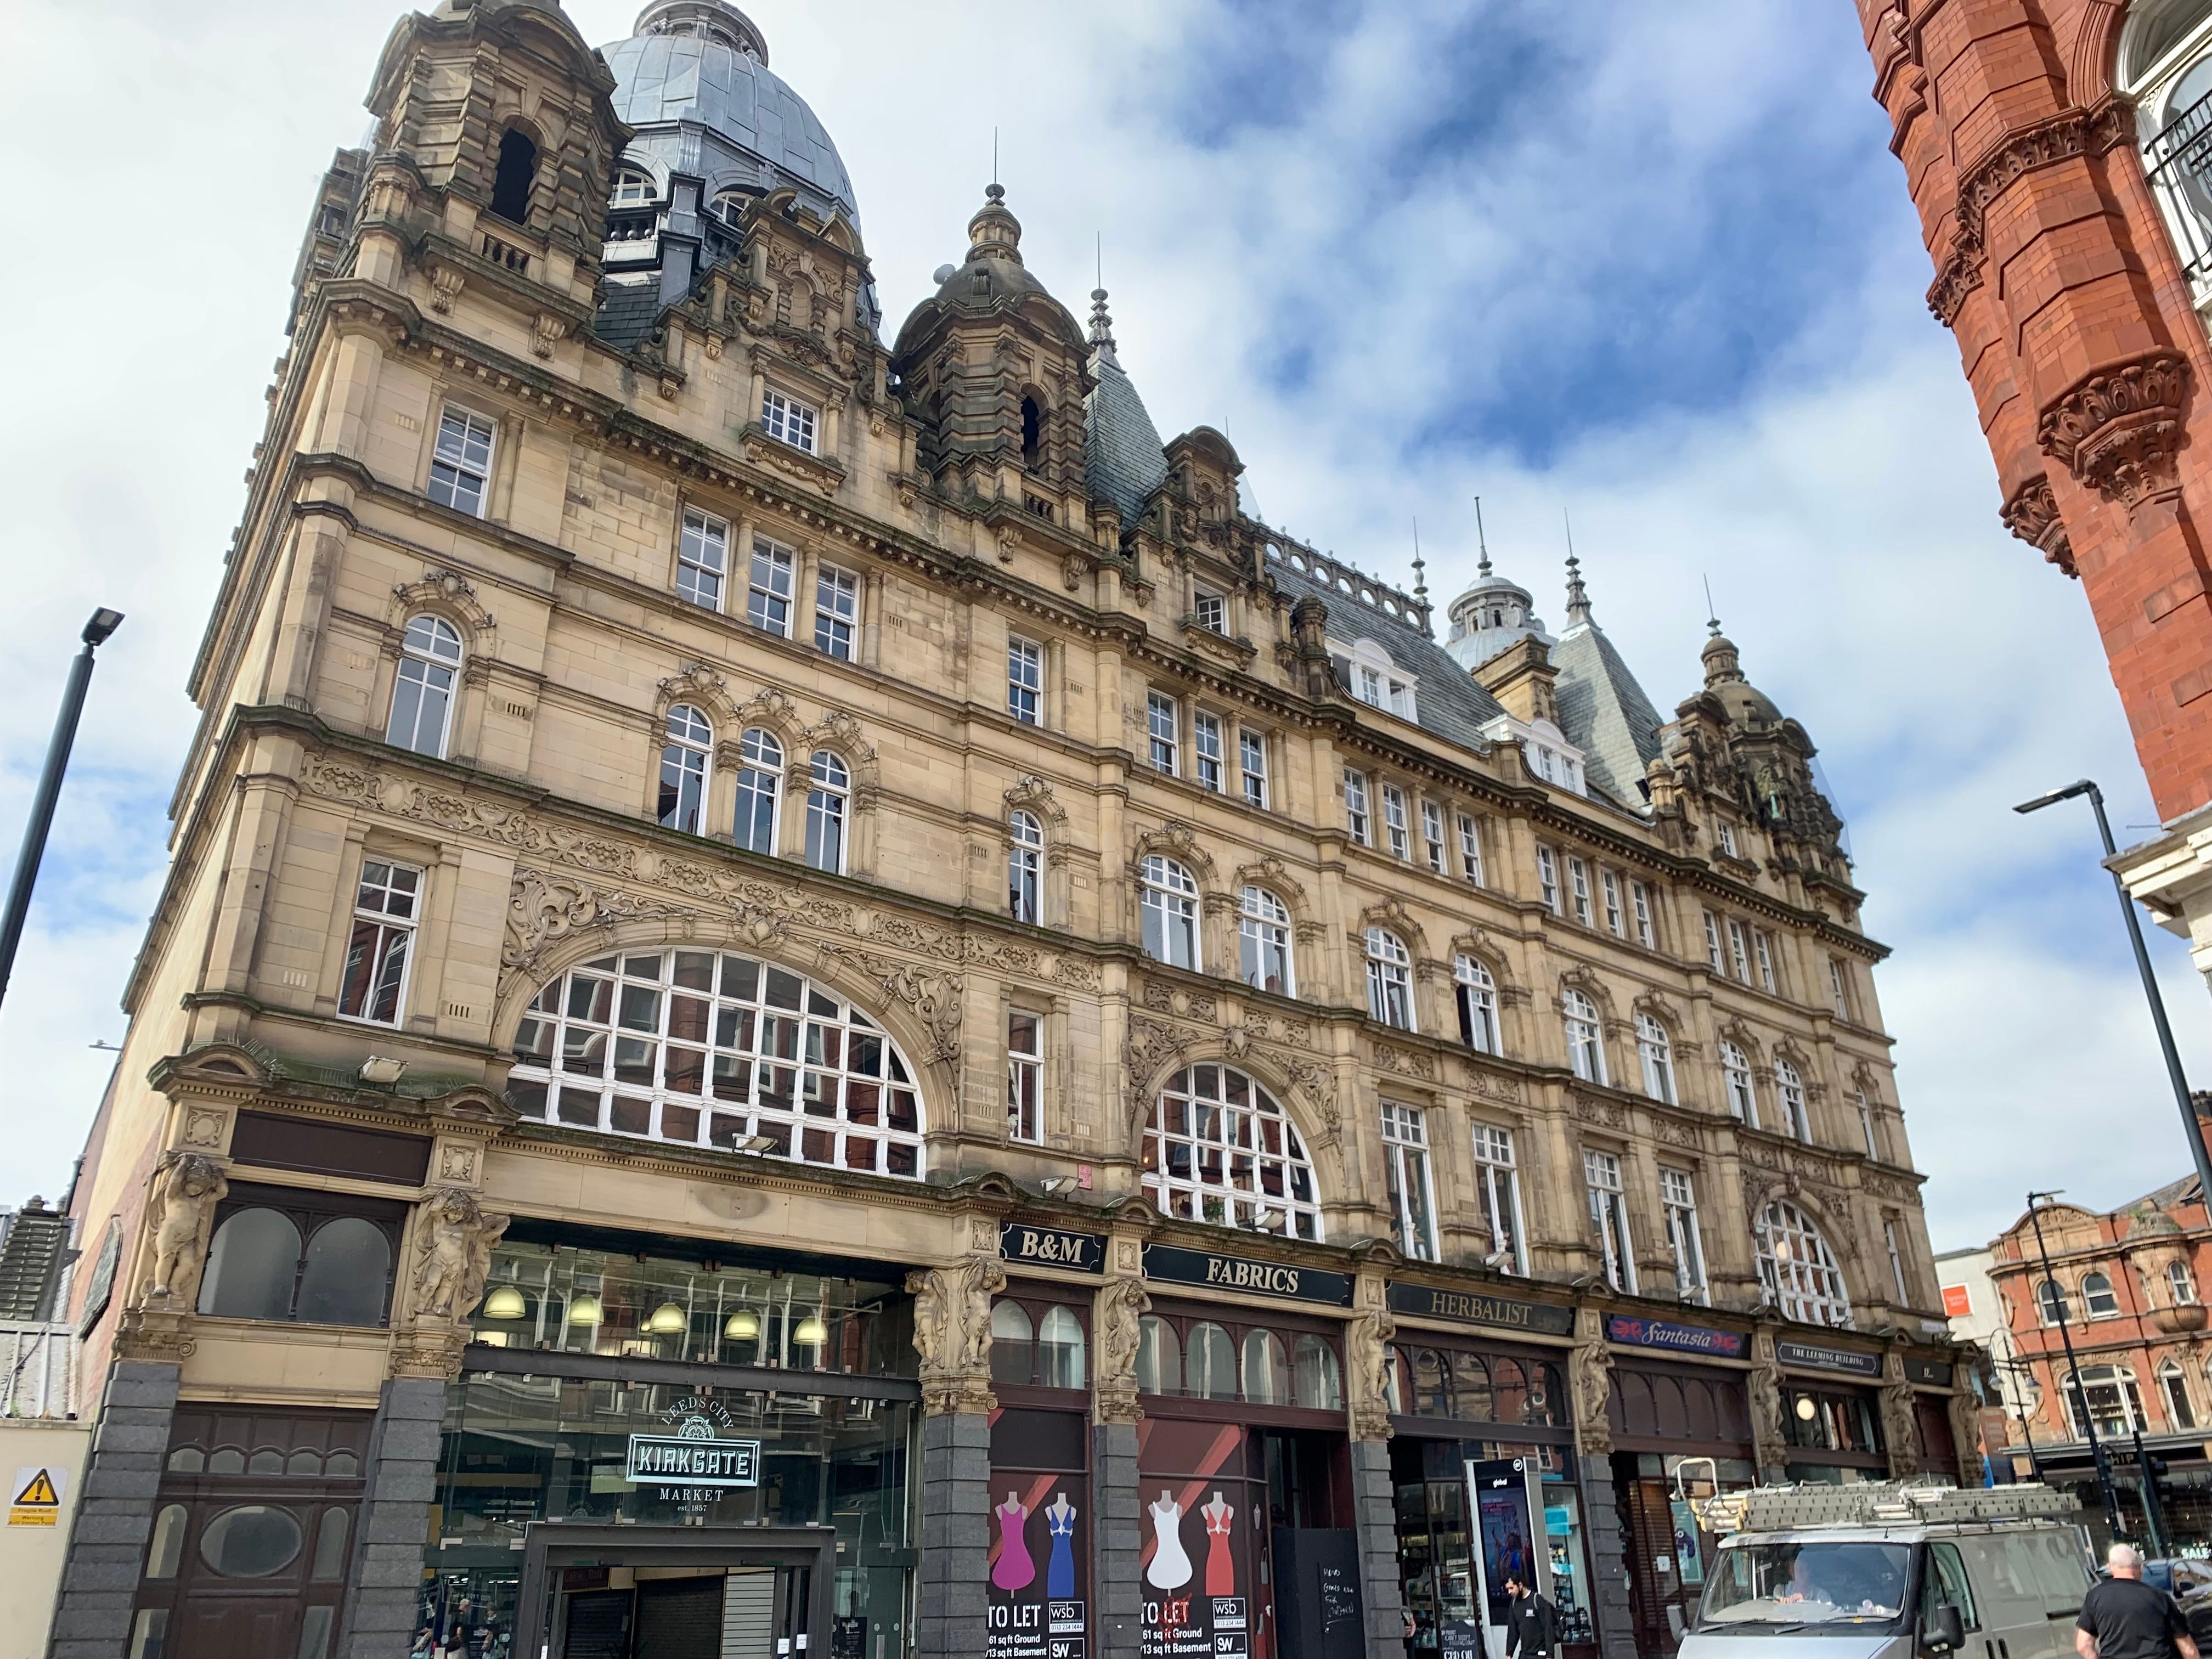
[1667,1604,1688,1642]
[1927,1603,1965,1653]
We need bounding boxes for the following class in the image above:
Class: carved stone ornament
[392,568,495,636]
[1004,772,1069,829]
[2038,351,2191,509]
[1372,1042,1436,1082]
[1880,1347,1922,1477]
[1570,1311,1616,1457]
[430,266,464,315]
[1094,1275,1151,1426]
[411,1187,512,1323]
[1999,473,2077,578]
[1347,1305,1398,1442]
[141,1150,229,1307]
[1124,1014,1194,1128]
[816,944,963,1066]
[116,1304,198,1365]
[906,1255,1008,1415]
[1749,1329,1788,1473]
[532,312,568,359]
[503,868,707,988]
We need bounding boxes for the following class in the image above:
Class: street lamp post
[2027,1191,2126,1544]
[0,608,125,1012]
[2015,780,2212,1207]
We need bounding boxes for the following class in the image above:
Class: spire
[967,181,1023,265]
[1412,519,1429,604]
[1564,554,1592,628]
[1475,496,1492,578]
[1088,288,1117,357]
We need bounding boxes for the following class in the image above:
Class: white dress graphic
[1146,1493,1193,1590]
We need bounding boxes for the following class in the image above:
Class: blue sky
[1,0,2205,1255]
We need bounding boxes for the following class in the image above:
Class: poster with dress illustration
[1136,1420,1257,1659]
[986,1477,1087,1659]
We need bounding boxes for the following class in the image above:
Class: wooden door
[1619,1476,1692,1657]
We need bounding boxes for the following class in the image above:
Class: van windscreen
[1699,1542,1912,1628]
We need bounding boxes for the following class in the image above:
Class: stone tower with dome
[42,4,1964,1658]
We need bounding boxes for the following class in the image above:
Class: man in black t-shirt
[1502,1576,1558,1659]
[2078,1543,2200,1659]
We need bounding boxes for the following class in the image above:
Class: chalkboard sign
[1271,1527,1364,1659]
[1439,1618,1488,1659]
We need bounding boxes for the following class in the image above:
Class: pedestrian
[1502,1573,1559,1659]
[2078,1543,2200,1659]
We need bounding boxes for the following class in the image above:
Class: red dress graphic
[1201,1491,1235,1596]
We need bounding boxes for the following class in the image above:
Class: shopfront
[1130,1243,1361,1659]
[1774,1341,1888,1486]
[422,1221,919,1659]
[1381,1284,1590,1659]
[1601,1315,1756,1658]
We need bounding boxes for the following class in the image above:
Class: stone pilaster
[1577,1452,1633,1656]
[1092,1421,1142,1659]
[917,1410,992,1659]
[336,1375,449,1659]
[49,1359,181,1659]
[1348,1438,1406,1654]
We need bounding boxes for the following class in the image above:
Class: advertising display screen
[1465,1459,1542,1630]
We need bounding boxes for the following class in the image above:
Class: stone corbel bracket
[2037,349,2191,510]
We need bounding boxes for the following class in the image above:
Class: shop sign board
[1905,1356,1955,1387]
[1386,1282,1575,1336]
[624,1393,759,1497]
[1604,1315,1746,1358]
[1775,1341,1882,1378]
[1001,1222,1106,1276]
[1142,1244,1353,1307]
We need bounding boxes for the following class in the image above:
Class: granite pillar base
[48,1361,180,1659]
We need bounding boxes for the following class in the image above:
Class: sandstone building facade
[49,4,1967,1657]
[1853,0,2212,994]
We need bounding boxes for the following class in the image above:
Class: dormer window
[1716,820,1739,858]
[708,190,751,228]
[761,386,818,454]
[611,167,656,206]
[1195,591,1226,634]
[1341,639,1417,721]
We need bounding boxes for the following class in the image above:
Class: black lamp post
[0,608,124,1012]
[2015,779,2212,1207]
[2027,1190,2126,1544]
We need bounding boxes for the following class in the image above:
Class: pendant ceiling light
[724,1308,761,1340]
[482,1285,528,1321]
[646,1301,689,1335]
[567,1294,603,1327]
[793,1313,828,1345]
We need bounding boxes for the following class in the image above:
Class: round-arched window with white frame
[1142,1063,1322,1240]
[2122,1,2212,303]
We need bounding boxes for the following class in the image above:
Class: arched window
[2163,1359,2198,1430]
[1186,1322,1237,1400]
[1008,811,1042,923]
[1020,395,1044,470]
[1562,989,1605,1084]
[804,751,848,872]
[989,1300,1034,1386]
[2081,1271,2121,1318]
[1144,1064,1322,1239]
[490,128,537,223]
[1242,1329,1289,1404]
[1037,1305,1086,1389]
[1775,1059,1809,1141]
[1365,928,1413,1030]
[1239,887,1294,995]
[1754,1200,1853,1328]
[707,188,751,228]
[1720,1040,1758,1126]
[2066,1365,2148,1438]
[506,948,927,1177]
[145,1504,188,1580]
[199,1210,304,1321]
[1455,956,1499,1054]
[1295,1335,1342,1410]
[1139,855,1200,970]
[610,166,657,205]
[386,614,462,758]
[2171,1260,2200,1306]
[734,727,783,854]
[2036,1278,2069,1325]
[658,704,712,834]
[1136,1314,1179,1395]
[1635,1013,1675,1104]
[2125,2,2212,307]
[294,1218,392,1327]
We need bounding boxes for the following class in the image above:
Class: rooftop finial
[992,126,1000,190]
[1475,496,1491,578]
[1412,518,1428,602]
[1563,511,1593,626]
[1703,574,1723,637]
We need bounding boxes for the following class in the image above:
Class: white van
[1677,1483,2096,1659]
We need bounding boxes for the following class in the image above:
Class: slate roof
[1551,620,1664,812]
[1085,349,1169,527]
[1268,561,1508,751]
[591,279,665,354]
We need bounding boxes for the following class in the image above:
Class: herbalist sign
[624,1393,760,1502]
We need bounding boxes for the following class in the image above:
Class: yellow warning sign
[9,1465,65,1527]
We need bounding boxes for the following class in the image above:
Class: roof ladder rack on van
[1699,1481,2081,1536]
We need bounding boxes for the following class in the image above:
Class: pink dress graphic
[1202,1491,1235,1596]
[992,1494,1035,1592]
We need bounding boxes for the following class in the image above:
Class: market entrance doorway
[512,1524,834,1659]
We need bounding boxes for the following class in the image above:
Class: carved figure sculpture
[1347,1305,1397,1439]
[957,1254,1009,1372]
[1570,1325,1616,1457]
[144,1152,229,1305]
[907,1268,950,1373]
[412,1188,511,1321]
[1748,1330,1788,1472]
[1097,1276,1150,1386]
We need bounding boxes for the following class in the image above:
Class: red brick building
[1856,1,2212,985]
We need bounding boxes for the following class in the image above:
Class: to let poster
[989,1408,1090,1659]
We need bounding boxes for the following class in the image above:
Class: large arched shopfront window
[506,947,926,1178]
[1141,1063,1323,1240]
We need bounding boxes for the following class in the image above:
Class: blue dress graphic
[1046,1494,1077,1599]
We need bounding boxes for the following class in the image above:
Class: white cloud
[2,0,2205,1259]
